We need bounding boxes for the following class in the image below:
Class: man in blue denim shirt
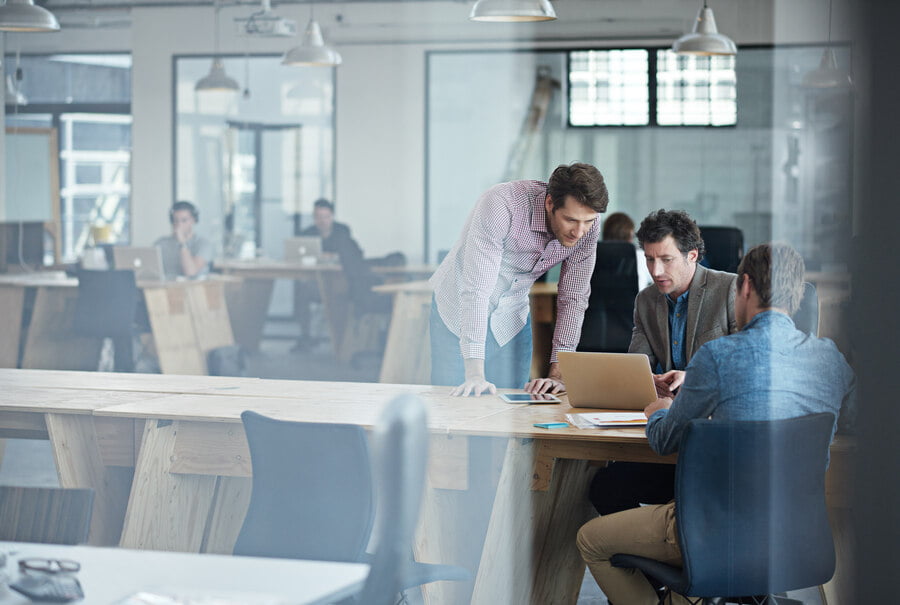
[577,243,855,605]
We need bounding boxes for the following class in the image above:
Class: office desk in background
[216,258,436,356]
[0,272,235,375]
[372,280,559,384]
[0,542,369,605]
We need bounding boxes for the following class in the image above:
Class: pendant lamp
[282,5,341,67]
[672,0,736,56]
[802,0,852,88]
[196,1,240,92]
[0,0,60,33]
[469,0,556,22]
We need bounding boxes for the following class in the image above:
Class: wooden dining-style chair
[0,486,94,545]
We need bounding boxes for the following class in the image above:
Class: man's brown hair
[636,209,705,261]
[602,212,635,241]
[547,163,609,213]
[737,242,806,315]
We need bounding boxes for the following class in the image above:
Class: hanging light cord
[826,0,833,43]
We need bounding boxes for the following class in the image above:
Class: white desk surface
[0,542,368,605]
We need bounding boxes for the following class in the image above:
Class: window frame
[4,52,133,262]
[566,44,739,129]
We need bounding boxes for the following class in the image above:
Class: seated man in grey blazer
[588,209,737,515]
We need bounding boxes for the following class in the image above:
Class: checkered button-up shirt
[429,180,598,364]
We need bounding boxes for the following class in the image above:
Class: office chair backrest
[792,282,819,336]
[578,241,638,352]
[358,394,429,604]
[0,486,94,545]
[675,413,836,597]
[234,411,376,563]
[73,269,139,338]
[698,226,743,273]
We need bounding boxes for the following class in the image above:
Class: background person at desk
[429,162,609,396]
[576,242,855,605]
[300,198,364,261]
[155,201,212,279]
[588,209,737,516]
[602,211,652,290]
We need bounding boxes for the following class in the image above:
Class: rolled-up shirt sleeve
[645,345,721,455]
[552,225,598,362]
[458,190,512,360]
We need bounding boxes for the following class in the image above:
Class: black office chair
[610,413,836,605]
[792,282,819,336]
[699,226,744,273]
[235,409,469,599]
[0,486,94,545]
[73,269,140,372]
[578,241,638,352]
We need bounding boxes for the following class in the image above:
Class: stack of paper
[565,412,648,429]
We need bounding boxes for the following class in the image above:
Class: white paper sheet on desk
[565,412,648,429]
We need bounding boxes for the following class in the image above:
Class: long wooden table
[0,273,235,375]
[0,369,852,605]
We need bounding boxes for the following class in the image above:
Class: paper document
[565,412,648,429]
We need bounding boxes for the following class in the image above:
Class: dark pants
[588,462,676,516]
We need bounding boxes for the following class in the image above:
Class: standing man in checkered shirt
[429,163,609,396]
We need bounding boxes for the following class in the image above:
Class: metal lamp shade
[0,0,60,32]
[802,48,853,89]
[195,59,241,92]
[282,19,342,67]
[672,6,736,56]
[469,0,556,22]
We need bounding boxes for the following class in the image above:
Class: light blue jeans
[429,298,532,389]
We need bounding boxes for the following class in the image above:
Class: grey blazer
[628,264,737,373]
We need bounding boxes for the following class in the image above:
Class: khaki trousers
[577,501,691,605]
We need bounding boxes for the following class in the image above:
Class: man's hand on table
[653,370,685,397]
[644,396,673,418]
[524,362,565,395]
[451,378,497,397]
[451,358,497,397]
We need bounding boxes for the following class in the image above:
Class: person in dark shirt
[300,198,363,263]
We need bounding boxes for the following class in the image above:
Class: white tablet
[499,392,562,404]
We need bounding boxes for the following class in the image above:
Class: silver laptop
[112,246,165,282]
[558,351,658,409]
[284,236,323,262]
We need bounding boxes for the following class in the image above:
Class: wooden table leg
[119,419,218,551]
[471,438,595,605]
[201,476,253,555]
[379,290,432,385]
[0,285,25,368]
[44,413,132,546]
[821,508,852,605]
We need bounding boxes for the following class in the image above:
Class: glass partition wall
[427,45,852,273]
[174,55,335,263]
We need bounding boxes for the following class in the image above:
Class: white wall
[3,0,852,260]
